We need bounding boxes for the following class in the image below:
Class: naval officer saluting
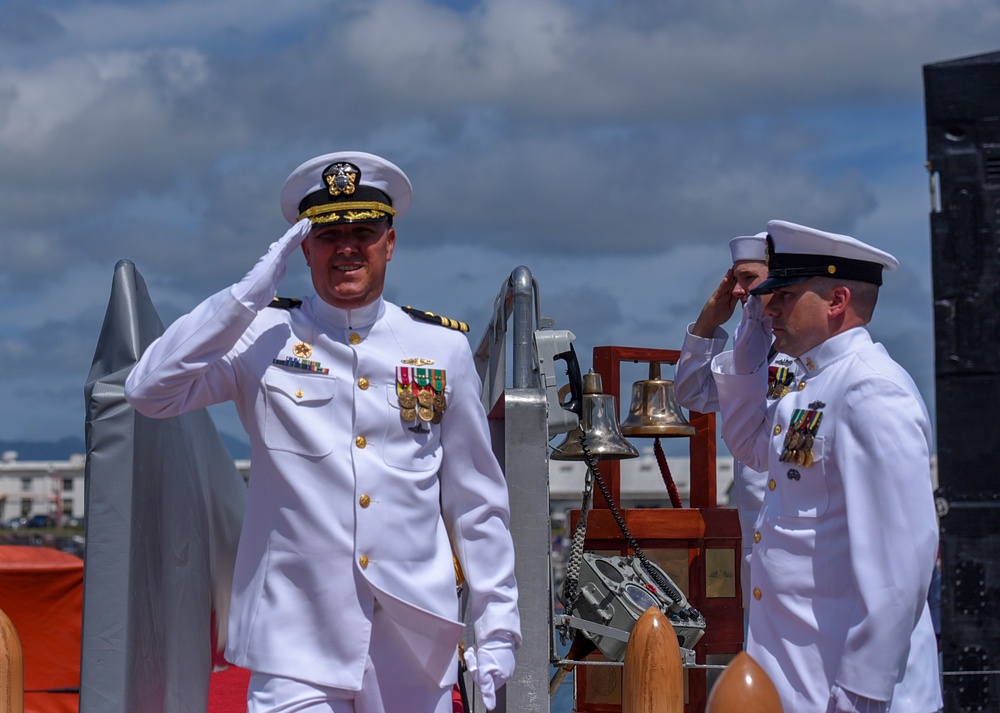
[125,151,520,713]
[710,220,942,713]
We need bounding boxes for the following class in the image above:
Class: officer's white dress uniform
[710,221,942,713]
[125,151,520,710]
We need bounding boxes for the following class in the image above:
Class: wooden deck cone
[623,607,683,713]
[705,651,782,713]
[0,607,23,713]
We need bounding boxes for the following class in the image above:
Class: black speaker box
[939,507,1000,712]
[924,49,1000,711]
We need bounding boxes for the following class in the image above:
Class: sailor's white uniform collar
[796,326,872,375]
[309,295,385,330]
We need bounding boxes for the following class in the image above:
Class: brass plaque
[706,548,737,598]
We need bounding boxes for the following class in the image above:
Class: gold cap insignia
[324,162,359,197]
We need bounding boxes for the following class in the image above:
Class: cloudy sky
[2,0,998,453]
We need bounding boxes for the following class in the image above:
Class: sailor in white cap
[710,220,942,713]
[125,151,520,712]
[674,232,799,629]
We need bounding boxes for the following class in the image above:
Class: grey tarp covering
[81,259,246,712]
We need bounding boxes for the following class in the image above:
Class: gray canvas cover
[81,259,246,712]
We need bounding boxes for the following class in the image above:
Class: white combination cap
[751,219,899,295]
[280,151,413,226]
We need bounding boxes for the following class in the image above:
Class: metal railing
[470,266,553,712]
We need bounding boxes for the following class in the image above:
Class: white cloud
[0,49,210,155]
[0,0,996,440]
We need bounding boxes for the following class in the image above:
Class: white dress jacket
[125,289,520,691]
[711,327,941,713]
[675,325,798,614]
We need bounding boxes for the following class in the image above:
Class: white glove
[230,218,312,311]
[826,684,887,713]
[732,294,772,375]
[464,639,516,711]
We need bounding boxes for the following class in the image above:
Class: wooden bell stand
[570,346,744,713]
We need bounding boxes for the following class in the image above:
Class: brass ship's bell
[619,362,696,438]
[551,370,639,461]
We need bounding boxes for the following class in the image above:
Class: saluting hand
[690,269,739,339]
[231,218,312,311]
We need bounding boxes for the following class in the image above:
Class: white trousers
[247,602,455,713]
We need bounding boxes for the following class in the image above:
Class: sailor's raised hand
[231,218,312,310]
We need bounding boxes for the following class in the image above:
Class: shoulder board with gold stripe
[402,305,469,332]
[268,296,302,309]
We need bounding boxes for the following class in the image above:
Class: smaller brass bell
[551,371,639,461]
[619,363,696,438]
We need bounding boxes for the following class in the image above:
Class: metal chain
[561,459,594,612]
[578,433,686,606]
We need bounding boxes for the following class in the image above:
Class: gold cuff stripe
[299,201,396,222]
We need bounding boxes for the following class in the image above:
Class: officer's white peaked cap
[280,151,413,226]
[751,219,899,294]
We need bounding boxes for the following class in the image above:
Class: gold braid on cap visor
[299,201,397,224]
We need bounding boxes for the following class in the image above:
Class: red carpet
[208,666,251,713]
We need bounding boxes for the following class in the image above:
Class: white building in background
[0,450,88,524]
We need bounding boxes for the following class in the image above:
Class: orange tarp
[0,545,81,713]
